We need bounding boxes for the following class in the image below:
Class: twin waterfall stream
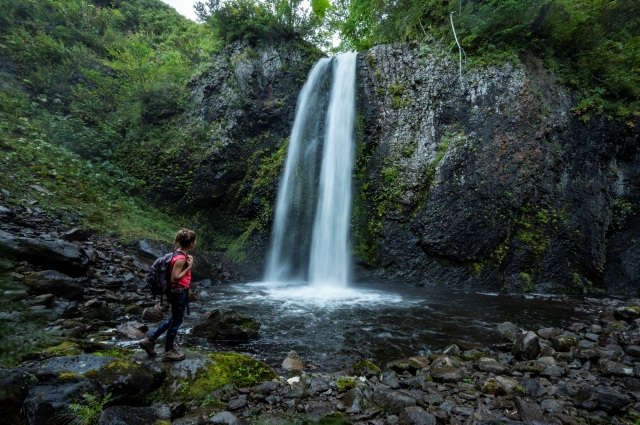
[265,52,357,290]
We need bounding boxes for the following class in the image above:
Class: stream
[181,281,585,372]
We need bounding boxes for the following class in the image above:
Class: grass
[0,89,175,244]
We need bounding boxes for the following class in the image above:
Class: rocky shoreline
[1,204,640,425]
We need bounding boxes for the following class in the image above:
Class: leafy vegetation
[55,393,112,425]
[0,0,220,242]
[332,0,640,119]
[195,0,332,48]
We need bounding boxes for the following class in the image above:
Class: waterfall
[265,52,357,287]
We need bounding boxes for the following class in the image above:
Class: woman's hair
[175,228,197,249]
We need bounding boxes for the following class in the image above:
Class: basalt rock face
[185,40,639,294]
[178,39,322,269]
[354,43,640,293]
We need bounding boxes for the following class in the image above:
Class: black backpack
[145,251,178,302]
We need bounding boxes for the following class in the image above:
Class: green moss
[95,348,131,358]
[460,350,485,361]
[469,262,483,277]
[520,272,534,292]
[336,378,356,391]
[389,82,406,109]
[58,371,82,381]
[182,352,277,401]
[353,359,381,377]
[42,341,84,357]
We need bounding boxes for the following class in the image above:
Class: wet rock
[477,357,508,374]
[99,406,163,425]
[282,350,305,372]
[191,309,260,341]
[550,333,579,352]
[381,371,401,389]
[24,380,102,425]
[0,230,90,276]
[304,401,338,418]
[494,376,520,395]
[63,228,92,242]
[430,356,466,383]
[23,270,85,300]
[398,406,436,425]
[372,388,417,415]
[117,322,146,340]
[498,322,519,343]
[514,397,546,422]
[514,331,541,360]
[353,359,382,378]
[520,378,546,398]
[343,387,366,413]
[576,385,631,413]
[614,305,640,321]
[80,299,115,321]
[387,358,421,375]
[598,359,634,377]
[142,305,165,322]
[228,395,248,410]
[0,369,29,418]
[211,411,241,425]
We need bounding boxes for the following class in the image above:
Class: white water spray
[265,52,358,290]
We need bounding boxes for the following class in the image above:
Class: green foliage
[182,352,277,400]
[0,0,217,244]
[56,392,112,425]
[334,0,639,118]
[195,0,328,45]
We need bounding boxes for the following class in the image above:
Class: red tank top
[170,252,191,289]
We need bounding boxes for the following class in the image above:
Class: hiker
[140,228,197,361]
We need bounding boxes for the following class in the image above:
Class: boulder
[282,350,304,372]
[514,331,541,360]
[191,309,260,341]
[0,230,90,276]
[99,406,165,425]
[372,388,417,415]
[23,270,85,300]
[399,406,437,425]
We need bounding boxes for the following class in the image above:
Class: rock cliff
[186,41,639,294]
[354,43,639,294]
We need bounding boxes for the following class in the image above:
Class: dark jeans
[149,289,188,352]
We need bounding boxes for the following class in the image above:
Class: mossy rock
[166,351,277,401]
[336,378,356,392]
[89,357,157,405]
[461,349,485,361]
[386,358,421,375]
[353,360,381,378]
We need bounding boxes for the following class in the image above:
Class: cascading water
[265,52,357,289]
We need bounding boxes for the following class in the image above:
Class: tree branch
[449,11,464,90]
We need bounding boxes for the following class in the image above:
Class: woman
[140,228,196,361]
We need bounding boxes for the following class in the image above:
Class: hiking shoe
[139,338,157,357]
[163,349,185,362]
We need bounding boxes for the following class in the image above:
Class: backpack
[145,251,179,302]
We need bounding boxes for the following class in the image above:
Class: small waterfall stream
[265,52,357,288]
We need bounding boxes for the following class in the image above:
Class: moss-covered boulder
[162,350,277,402]
[352,359,381,378]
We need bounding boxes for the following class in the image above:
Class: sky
[160,0,199,22]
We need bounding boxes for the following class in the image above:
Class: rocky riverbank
[1,204,640,425]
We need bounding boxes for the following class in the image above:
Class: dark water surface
[179,281,585,372]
